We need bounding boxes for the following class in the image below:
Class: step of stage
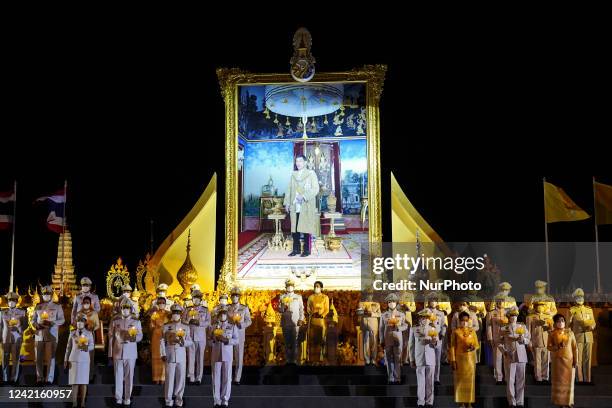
[8,365,612,408]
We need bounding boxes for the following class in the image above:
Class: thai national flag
[35,188,66,233]
[0,190,15,230]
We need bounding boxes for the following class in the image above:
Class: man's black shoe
[288,251,300,257]
[300,252,310,257]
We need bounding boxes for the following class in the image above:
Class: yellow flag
[544,181,590,223]
[594,181,612,225]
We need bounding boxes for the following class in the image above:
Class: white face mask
[82,286,90,293]
[314,287,321,294]
[76,322,85,329]
[388,302,397,310]
[231,296,239,304]
[509,316,517,324]
[460,305,468,311]
[42,295,51,302]
[172,314,181,322]
[219,299,228,306]
[556,321,565,329]
[157,303,165,309]
[220,314,227,322]
[576,297,584,305]
[287,286,294,293]
[83,303,90,310]
[121,309,131,317]
[193,298,201,305]
[158,291,166,298]
[8,301,16,308]
[123,292,131,298]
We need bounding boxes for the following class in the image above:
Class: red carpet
[239,230,261,248]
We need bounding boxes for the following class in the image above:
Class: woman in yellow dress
[547,314,577,408]
[149,297,169,384]
[450,311,479,408]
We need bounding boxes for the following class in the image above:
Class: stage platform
[7,364,612,407]
[236,232,367,290]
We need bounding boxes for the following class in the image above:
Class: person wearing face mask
[112,284,139,320]
[499,307,530,408]
[357,289,381,366]
[227,287,251,384]
[209,308,239,408]
[32,284,65,385]
[451,301,480,332]
[213,294,230,325]
[1,292,25,384]
[449,311,479,408]
[528,280,557,317]
[409,309,438,408]
[306,281,329,365]
[423,292,447,385]
[495,282,518,310]
[149,297,169,384]
[486,294,508,384]
[568,288,595,384]
[547,314,577,408]
[399,291,415,366]
[279,279,305,365]
[64,314,94,408]
[108,297,143,406]
[183,290,210,385]
[379,293,407,384]
[527,301,552,384]
[78,296,100,381]
[71,277,100,326]
[161,304,192,407]
[156,283,174,311]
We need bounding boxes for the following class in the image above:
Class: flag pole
[9,180,17,293]
[60,179,68,297]
[592,177,602,294]
[543,177,551,288]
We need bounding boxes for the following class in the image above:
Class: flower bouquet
[78,334,89,351]
[8,318,19,327]
[128,325,137,339]
[213,327,224,339]
[232,314,242,323]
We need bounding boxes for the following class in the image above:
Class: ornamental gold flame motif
[290,27,315,82]
[106,257,131,301]
[177,231,198,295]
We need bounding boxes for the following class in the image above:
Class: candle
[213,328,224,337]
[189,309,198,318]
[232,314,242,323]
[176,328,185,338]
[128,326,137,337]
[388,316,399,326]
[40,311,49,321]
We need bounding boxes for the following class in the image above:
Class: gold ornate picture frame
[216,65,386,290]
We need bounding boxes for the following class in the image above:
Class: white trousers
[233,330,245,382]
[2,342,21,382]
[212,361,233,406]
[165,361,186,407]
[188,341,206,382]
[384,345,401,382]
[113,358,136,404]
[416,365,435,406]
[504,361,526,406]
[433,342,442,382]
[533,347,549,381]
[35,340,56,383]
[493,342,504,381]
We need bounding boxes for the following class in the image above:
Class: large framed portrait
[217,66,385,290]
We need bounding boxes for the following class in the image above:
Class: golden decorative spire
[177,230,198,295]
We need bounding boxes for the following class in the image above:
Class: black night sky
[1,21,609,295]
